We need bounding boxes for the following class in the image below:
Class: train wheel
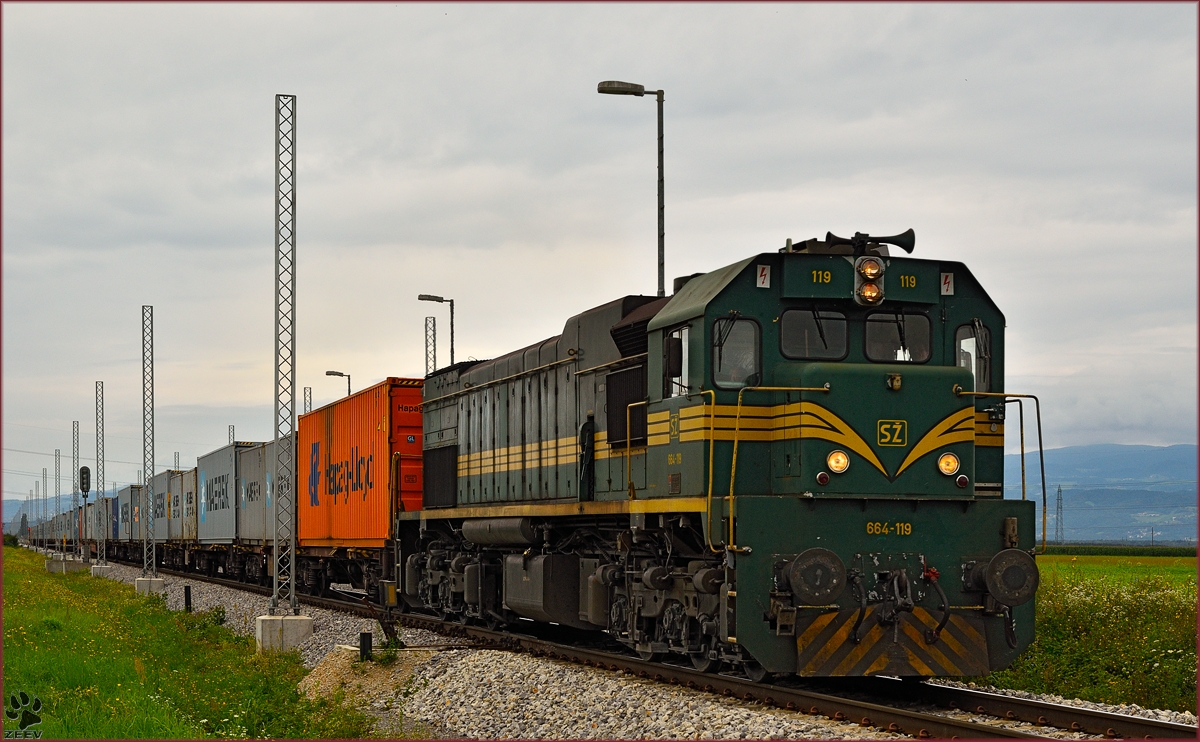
[743,660,770,684]
[690,643,721,673]
[636,649,664,662]
[311,572,328,598]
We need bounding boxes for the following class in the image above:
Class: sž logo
[4,691,42,739]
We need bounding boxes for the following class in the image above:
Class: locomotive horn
[825,228,916,256]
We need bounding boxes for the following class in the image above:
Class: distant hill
[1004,444,1195,492]
[1004,444,1196,543]
[3,489,120,531]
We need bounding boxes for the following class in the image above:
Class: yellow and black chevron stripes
[794,606,989,676]
[974,410,1004,447]
[894,407,976,477]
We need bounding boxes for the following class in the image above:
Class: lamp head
[598,80,645,96]
[417,294,444,303]
[326,370,344,377]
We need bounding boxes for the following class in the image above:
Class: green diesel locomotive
[400,230,1040,680]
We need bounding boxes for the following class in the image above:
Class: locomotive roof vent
[610,296,671,358]
[672,272,704,294]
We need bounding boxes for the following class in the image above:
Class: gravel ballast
[96,561,458,667]
[90,559,1197,739]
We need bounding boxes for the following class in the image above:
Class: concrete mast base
[135,577,165,594]
[255,614,314,653]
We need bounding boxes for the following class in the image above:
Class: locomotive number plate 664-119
[866,521,913,535]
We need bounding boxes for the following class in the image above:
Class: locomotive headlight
[858,257,884,280]
[857,282,883,304]
[827,450,850,473]
[938,452,960,475]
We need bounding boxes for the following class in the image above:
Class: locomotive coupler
[878,569,916,643]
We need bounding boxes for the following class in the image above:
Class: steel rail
[123,558,1193,739]
[857,677,1197,739]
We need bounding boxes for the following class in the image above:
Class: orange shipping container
[298,377,423,547]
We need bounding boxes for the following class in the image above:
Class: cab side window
[712,318,760,389]
[955,322,991,392]
[663,326,689,398]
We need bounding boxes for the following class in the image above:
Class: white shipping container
[181,469,198,541]
[118,485,143,542]
[237,435,293,544]
[152,471,172,541]
[199,443,254,543]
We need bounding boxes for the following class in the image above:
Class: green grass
[2,546,374,738]
[983,556,1197,713]
[1037,554,1197,584]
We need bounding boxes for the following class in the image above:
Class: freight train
[53,230,1042,681]
[39,380,423,592]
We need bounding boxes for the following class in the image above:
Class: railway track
[132,561,1195,740]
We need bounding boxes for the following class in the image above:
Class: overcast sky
[3,3,1196,505]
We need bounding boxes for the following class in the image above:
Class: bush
[4,534,19,548]
[985,569,1197,712]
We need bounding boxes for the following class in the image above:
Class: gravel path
[91,559,1197,739]
[402,649,906,740]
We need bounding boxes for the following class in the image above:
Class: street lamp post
[418,294,455,365]
[326,370,351,397]
[598,80,665,298]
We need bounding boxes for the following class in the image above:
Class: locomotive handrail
[422,356,578,405]
[700,390,722,552]
[625,400,649,500]
[955,388,1048,554]
[575,353,647,377]
[728,384,831,553]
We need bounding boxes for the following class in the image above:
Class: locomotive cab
[639,235,1038,677]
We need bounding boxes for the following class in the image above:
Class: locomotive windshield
[780,309,847,360]
[864,311,931,363]
[712,317,760,388]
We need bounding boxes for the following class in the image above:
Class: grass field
[1037,553,1197,583]
[2,546,374,739]
[984,554,1197,713]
